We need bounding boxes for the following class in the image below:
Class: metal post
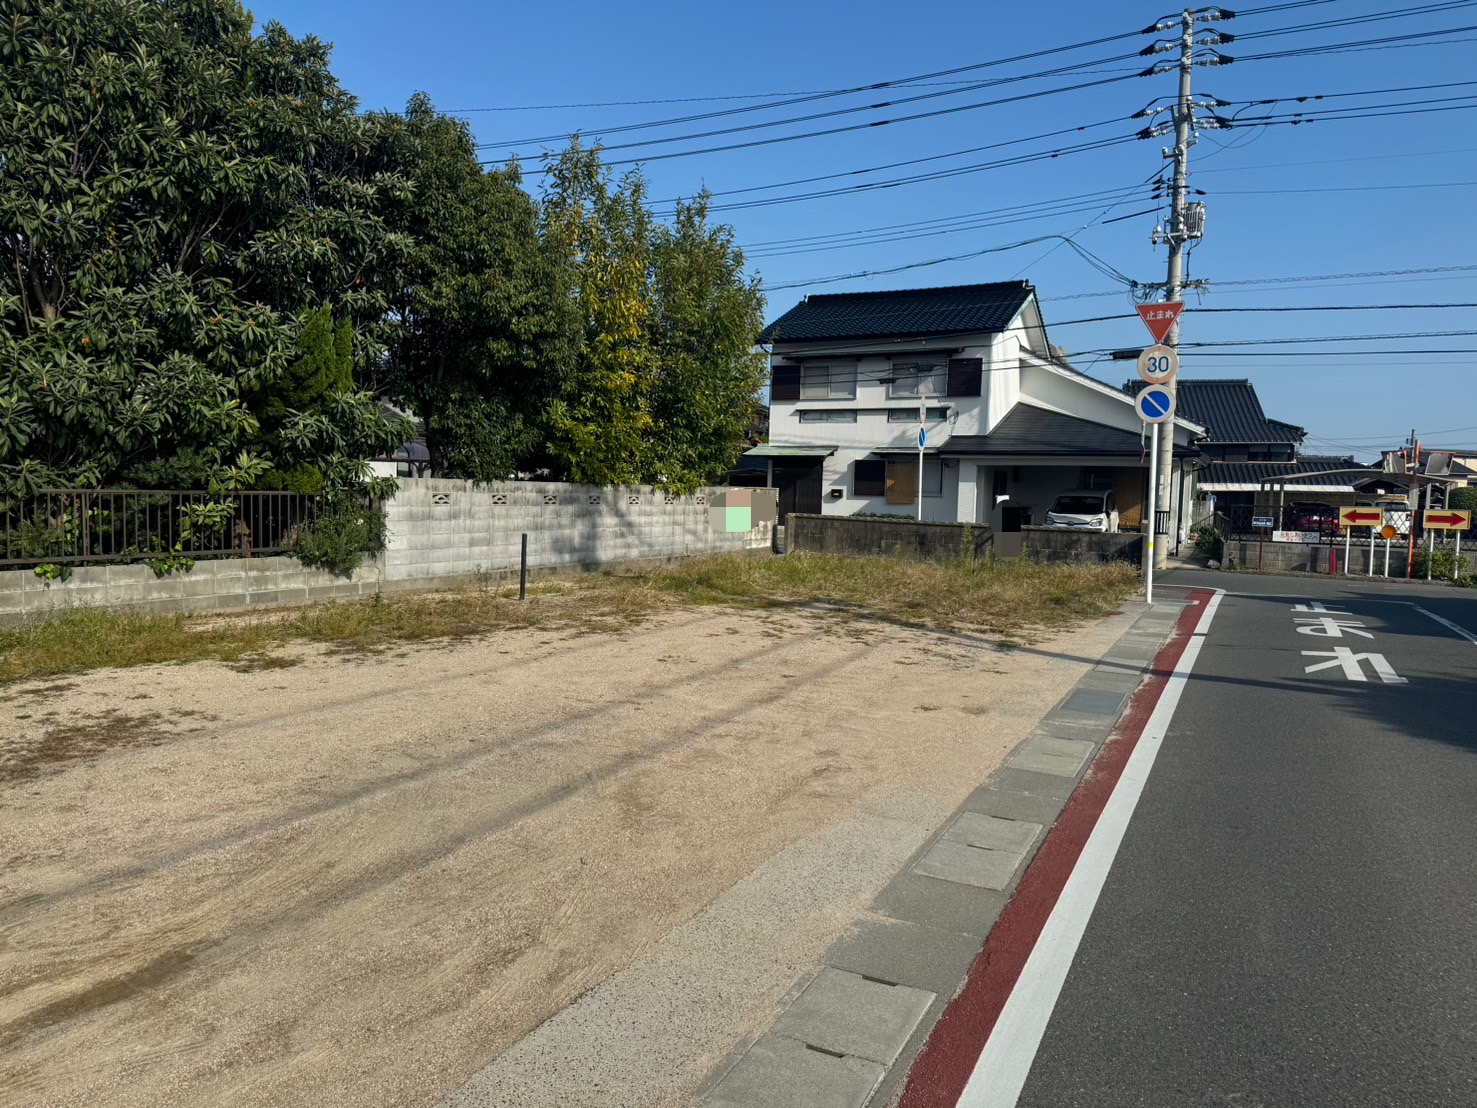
[519,532,528,600]
[1145,422,1159,603]
[1383,536,1391,578]
[1343,527,1351,576]
[1368,527,1375,576]
[1427,532,1434,581]
[1456,530,1463,580]
[916,393,927,522]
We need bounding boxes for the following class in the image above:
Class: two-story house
[751,281,1204,541]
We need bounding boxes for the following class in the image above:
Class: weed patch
[0,554,1137,684]
[1,709,176,781]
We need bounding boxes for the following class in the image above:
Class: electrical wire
[588,72,1145,167]
[480,43,1142,150]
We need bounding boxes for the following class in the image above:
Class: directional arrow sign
[1423,509,1472,531]
[1136,384,1174,424]
[1136,301,1185,344]
[1339,506,1384,529]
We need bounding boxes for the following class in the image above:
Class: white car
[1045,489,1120,533]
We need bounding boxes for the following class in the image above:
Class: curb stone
[694,596,1191,1108]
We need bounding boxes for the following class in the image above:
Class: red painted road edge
[895,587,1215,1108]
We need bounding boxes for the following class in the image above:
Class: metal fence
[0,489,321,568]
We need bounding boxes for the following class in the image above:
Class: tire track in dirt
[0,627,887,1060]
[0,610,790,923]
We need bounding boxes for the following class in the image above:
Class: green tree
[540,140,658,486]
[253,305,354,492]
[539,142,764,490]
[648,194,767,491]
[0,0,409,496]
[383,94,576,481]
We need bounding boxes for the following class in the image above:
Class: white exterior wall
[809,446,962,522]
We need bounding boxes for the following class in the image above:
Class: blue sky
[248,0,1477,459]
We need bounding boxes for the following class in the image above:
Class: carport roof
[941,403,1195,458]
[1197,456,1378,492]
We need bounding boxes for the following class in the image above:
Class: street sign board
[1136,384,1175,423]
[1423,509,1472,531]
[1136,344,1179,384]
[1274,530,1322,544]
[1252,516,1275,529]
[1136,301,1185,344]
[1338,506,1384,529]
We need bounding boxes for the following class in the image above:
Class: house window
[887,407,948,422]
[801,362,856,400]
[798,409,857,423]
[889,361,947,399]
[884,458,943,502]
[854,460,886,497]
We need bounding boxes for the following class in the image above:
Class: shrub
[291,498,388,577]
[1190,521,1223,561]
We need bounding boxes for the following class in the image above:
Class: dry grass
[615,551,1139,635]
[0,553,1138,685]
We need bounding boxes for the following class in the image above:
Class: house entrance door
[774,460,823,522]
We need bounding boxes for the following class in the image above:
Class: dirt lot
[0,599,1131,1107]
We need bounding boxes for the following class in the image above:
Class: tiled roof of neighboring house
[1197,455,1376,490]
[759,281,1035,343]
[1120,378,1304,444]
[941,403,1196,458]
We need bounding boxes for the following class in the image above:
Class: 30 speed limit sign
[1137,345,1179,384]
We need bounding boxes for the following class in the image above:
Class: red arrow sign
[1342,509,1382,524]
[1136,301,1184,344]
[1426,513,1468,527]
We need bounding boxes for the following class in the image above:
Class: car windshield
[1051,496,1105,515]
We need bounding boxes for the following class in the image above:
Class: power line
[591,72,1144,167]
[481,42,1141,150]
[1048,304,1477,327]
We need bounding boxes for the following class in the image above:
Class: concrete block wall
[1225,539,1477,577]
[787,513,991,562]
[381,479,774,582]
[0,556,382,625]
[0,479,774,626]
[1021,526,1145,566]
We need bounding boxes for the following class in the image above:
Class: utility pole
[1139,7,1234,568]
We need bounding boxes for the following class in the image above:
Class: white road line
[957,588,1226,1108]
[1411,605,1477,646]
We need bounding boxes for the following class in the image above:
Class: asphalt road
[1015,570,1477,1108]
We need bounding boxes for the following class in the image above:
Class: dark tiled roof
[1197,456,1376,488]
[760,281,1035,343]
[1119,378,1303,445]
[942,403,1195,458]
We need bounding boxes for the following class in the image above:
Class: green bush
[291,498,388,578]
[1190,521,1223,561]
[1411,541,1464,581]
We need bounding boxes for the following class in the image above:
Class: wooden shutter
[771,363,801,401]
[886,461,917,505]
[946,357,983,397]
[854,460,886,497]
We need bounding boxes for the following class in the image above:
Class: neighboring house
[1155,379,1376,532]
[753,281,1204,543]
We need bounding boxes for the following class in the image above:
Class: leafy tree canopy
[0,0,410,496]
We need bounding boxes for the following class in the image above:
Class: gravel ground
[0,601,1132,1107]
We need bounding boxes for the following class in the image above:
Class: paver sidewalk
[695,598,1188,1108]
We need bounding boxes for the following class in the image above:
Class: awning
[742,444,837,457]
